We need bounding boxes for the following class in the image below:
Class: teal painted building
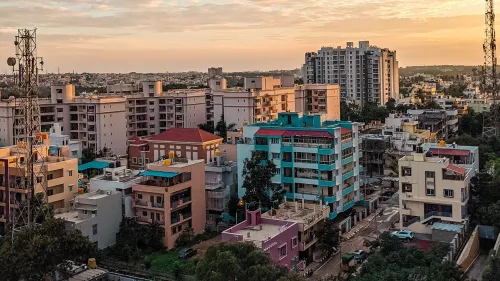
[237,112,363,223]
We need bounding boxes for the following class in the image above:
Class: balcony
[299,235,318,251]
[170,197,191,210]
[341,141,353,150]
[328,211,338,220]
[207,189,230,199]
[342,185,354,196]
[205,180,223,189]
[341,155,353,165]
[323,195,336,204]
[342,170,354,181]
[342,200,355,212]
[424,211,452,220]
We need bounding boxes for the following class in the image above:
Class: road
[313,206,400,280]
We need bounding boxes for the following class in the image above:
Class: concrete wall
[96,192,123,248]
[457,225,480,272]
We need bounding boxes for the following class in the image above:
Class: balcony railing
[424,211,452,220]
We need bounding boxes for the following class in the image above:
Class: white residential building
[48,123,82,162]
[303,41,399,106]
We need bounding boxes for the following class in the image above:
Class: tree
[113,217,164,261]
[195,243,294,281]
[198,122,215,134]
[0,218,95,281]
[175,227,195,248]
[483,250,500,281]
[315,219,340,253]
[242,151,280,209]
[385,98,396,112]
[81,147,97,164]
[215,114,236,142]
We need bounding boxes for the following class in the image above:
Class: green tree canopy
[315,219,340,253]
[195,243,296,281]
[0,218,96,281]
[242,150,282,209]
[215,114,236,142]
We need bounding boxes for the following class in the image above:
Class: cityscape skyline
[0,0,487,73]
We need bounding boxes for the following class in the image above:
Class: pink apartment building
[222,209,302,270]
[132,157,206,249]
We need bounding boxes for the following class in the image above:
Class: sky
[0,0,488,73]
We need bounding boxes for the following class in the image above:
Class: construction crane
[6,28,46,232]
[482,0,498,137]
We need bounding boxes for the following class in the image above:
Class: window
[47,174,53,180]
[92,224,98,235]
[271,138,280,144]
[36,177,42,183]
[425,171,435,178]
[68,170,73,177]
[426,188,435,196]
[401,167,411,176]
[47,189,54,196]
[402,183,412,192]
[142,211,147,216]
[272,153,280,159]
[279,244,287,257]
[183,172,192,182]
[444,189,454,198]
[291,237,298,248]
[132,157,137,164]
[68,185,73,192]
[274,169,281,175]
[138,194,143,199]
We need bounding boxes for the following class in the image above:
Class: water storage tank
[88,258,97,269]
[169,151,175,158]
[163,159,171,166]
[215,150,221,157]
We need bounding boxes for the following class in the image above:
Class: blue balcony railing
[342,200,355,212]
[342,185,355,196]
[341,156,353,165]
[342,170,354,181]
[341,141,353,150]
[329,211,338,220]
[324,195,336,204]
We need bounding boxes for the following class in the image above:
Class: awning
[48,146,60,152]
[78,160,110,172]
[282,130,334,139]
[446,164,466,175]
[255,128,286,137]
[340,127,352,134]
[140,170,179,178]
[429,148,470,156]
[78,181,84,185]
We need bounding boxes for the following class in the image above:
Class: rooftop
[422,143,478,153]
[263,201,326,224]
[55,211,85,223]
[234,223,293,245]
[250,112,355,133]
[147,128,222,143]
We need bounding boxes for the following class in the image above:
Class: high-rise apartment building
[303,41,399,106]
[237,112,364,233]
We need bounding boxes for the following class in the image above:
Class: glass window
[402,183,412,192]
[271,138,280,144]
[292,237,298,248]
[279,244,287,257]
[92,224,98,235]
[426,188,435,196]
[444,189,454,198]
[272,153,280,159]
[401,167,412,176]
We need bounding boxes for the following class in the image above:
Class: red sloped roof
[429,148,470,156]
[129,139,148,146]
[282,130,334,139]
[255,128,286,136]
[148,128,222,143]
[446,164,466,175]
[128,136,140,141]
[340,127,352,134]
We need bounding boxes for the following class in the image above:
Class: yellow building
[0,137,78,229]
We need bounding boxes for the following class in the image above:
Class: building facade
[399,151,471,234]
[55,190,122,249]
[295,84,341,121]
[0,137,79,231]
[303,41,399,106]
[237,112,363,231]
[132,157,206,249]
[222,209,301,270]
[48,123,82,163]
[127,128,223,169]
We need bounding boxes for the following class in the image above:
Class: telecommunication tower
[482,0,498,137]
[6,28,46,231]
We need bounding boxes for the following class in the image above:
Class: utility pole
[482,0,498,137]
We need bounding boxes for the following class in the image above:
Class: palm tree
[216,114,236,142]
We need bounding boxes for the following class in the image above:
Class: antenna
[6,28,47,234]
[482,0,498,137]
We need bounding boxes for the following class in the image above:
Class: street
[312,206,400,280]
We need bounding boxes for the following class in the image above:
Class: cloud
[0,0,486,72]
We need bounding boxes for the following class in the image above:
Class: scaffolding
[361,135,391,177]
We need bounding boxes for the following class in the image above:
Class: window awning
[429,148,470,156]
[255,128,286,137]
[140,170,179,178]
[282,130,334,139]
[446,164,466,175]
[78,160,110,172]
[340,127,352,134]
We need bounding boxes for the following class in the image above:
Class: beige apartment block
[398,152,470,234]
[212,77,296,128]
[295,84,341,121]
[0,137,79,229]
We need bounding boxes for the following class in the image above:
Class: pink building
[132,157,206,249]
[222,209,303,270]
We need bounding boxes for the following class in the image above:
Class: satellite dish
[7,57,16,67]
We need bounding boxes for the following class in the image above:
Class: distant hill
[399,65,482,77]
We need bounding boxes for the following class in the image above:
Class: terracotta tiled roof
[148,128,222,143]
[282,130,334,139]
[446,164,467,175]
[255,128,286,136]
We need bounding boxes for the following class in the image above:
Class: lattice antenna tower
[482,0,498,137]
[6,28,46,231]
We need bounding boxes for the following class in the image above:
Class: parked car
[178,247,197,259]
[390,230,414,241]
